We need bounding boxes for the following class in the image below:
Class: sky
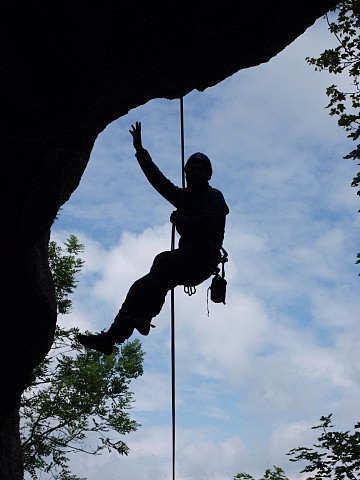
[49,14,359,480]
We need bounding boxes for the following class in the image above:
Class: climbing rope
[170,222,176,480]
[180,97,185,190]
[170,96,185,480]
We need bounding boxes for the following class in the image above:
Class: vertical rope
[180,96,185,189]
[170,224,176,480]
[170,96,185,480]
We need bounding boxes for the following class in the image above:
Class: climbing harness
[183,246,229,307]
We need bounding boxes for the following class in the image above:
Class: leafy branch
[306,0,360,271]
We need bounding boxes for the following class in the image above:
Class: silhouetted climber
[78,121,229,355]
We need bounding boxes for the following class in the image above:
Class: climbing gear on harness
[184,285,196,296]
[210,273,227,304]
[210,247,228,304]
[207,247,228,315]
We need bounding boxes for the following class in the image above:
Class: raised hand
[129,121,143,151]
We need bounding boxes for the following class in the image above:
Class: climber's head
[184,152,212,188]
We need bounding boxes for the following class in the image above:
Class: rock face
[0,0,339,425]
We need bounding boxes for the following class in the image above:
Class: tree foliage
[234,466,289,480]
[305,0,360,270]
[21,235,145,480]
[21,329,144,480]
[48,234,85,315]
[287,414,360,480]
[233,415,360,480]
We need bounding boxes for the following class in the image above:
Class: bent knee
[151,251,172,272]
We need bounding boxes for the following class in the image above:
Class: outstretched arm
[129,121,143,152]
[129,121,183,207]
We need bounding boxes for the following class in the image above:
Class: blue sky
[51,15,359,480]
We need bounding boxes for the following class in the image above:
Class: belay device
[207,247,228,312]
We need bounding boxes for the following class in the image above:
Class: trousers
[111,246,220,327]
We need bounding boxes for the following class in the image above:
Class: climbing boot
[77,331,115,356]
[107,315,135,341]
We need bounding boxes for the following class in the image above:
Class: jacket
[136,148,229,253]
